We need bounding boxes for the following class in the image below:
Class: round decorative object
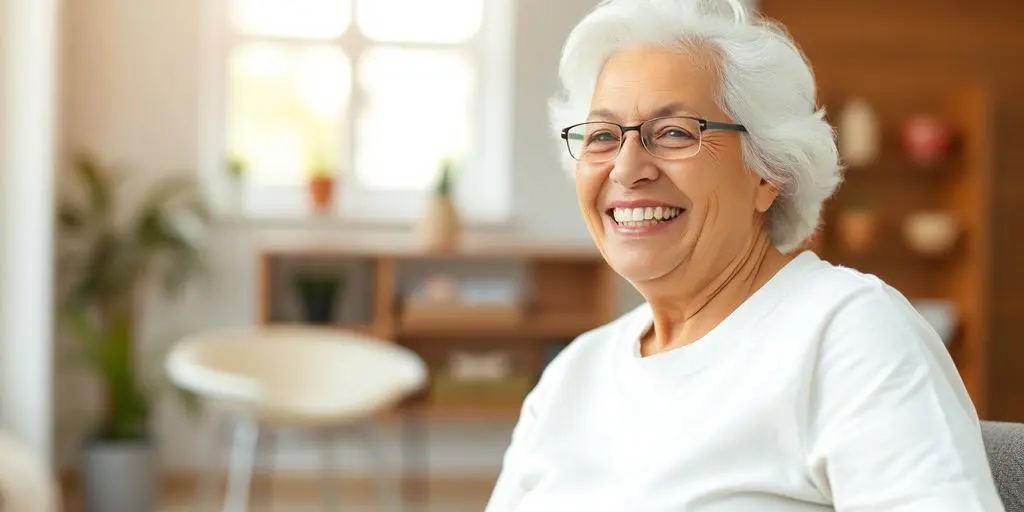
[422,275,459,302]
[903,211,959,255]
[902,115,953,168]
[837,98,881,168]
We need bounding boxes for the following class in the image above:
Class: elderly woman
[486,0,1003,511]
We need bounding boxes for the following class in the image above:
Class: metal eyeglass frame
[559,116,748,162]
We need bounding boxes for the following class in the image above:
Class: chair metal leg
[194,415,227,512]
[360,421,402,512]
[223,416,260,512]
[401,409,429,512]
[255,427,276,511]
[320,427,340,511]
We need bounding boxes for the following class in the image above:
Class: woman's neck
[638,234,791,356]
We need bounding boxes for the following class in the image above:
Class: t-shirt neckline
[622,250,821,377]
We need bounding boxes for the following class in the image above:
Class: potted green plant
[418,157,461,251]
[293,271,347,324]
[308,167,335,214]
[57,153,210,512]
[306,137,336,214]
[225,152,248,214]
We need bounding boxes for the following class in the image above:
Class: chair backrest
[981,420,1024,511]
[166,325,428,418]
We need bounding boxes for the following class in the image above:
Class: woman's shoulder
[784,256,950,364]
[784,253,916,319]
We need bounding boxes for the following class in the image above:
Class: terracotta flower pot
[836,210,876,253]
[308,175,334,213]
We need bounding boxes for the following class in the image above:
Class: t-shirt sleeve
[804,286,1004,511]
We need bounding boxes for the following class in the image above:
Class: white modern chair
[165,325,428,512]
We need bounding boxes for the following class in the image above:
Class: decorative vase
[308,175,335,214]
[837,97,881,168]
[420,195,461,252]
[902,115,952,168]
[836,209,876,253]
[903,211,959,256]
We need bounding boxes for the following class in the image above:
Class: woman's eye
[661,128,694,139]
[589,131,617,143]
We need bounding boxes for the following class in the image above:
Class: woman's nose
[609,133,658,187]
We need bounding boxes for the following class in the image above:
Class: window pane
[355,0,482,43]
[355,47,474,190]
[230,0,351,39]
[227,42,350,186]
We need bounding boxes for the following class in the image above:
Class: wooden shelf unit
[256,239,619,420]
[810,79,993,415]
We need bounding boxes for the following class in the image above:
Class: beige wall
[57,0,650,474]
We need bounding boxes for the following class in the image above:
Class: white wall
[58,0,628,475]
[0,0,60,467]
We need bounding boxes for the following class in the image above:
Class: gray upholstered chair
[981,421,1024,511]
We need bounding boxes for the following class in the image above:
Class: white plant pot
[81,438,156,512]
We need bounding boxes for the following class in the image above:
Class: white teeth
[611,206,682,223]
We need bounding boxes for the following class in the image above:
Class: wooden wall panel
[761,0,1024,420]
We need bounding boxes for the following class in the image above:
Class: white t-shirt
[486,251,1004,512]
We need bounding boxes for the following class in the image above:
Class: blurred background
[1,0,1022,510]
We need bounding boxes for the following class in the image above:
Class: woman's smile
[605,204,687,236]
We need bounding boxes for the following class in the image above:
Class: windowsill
[207,211,601,258]
[212,210,519,231]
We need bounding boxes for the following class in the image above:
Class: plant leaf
[74,153,115,219]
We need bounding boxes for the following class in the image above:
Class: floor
[63,475,494,512]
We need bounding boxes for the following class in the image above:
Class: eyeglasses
[559,116,747,163]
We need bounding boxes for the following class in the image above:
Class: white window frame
[197,0,515,226]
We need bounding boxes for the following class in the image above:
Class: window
[201,0,514,223]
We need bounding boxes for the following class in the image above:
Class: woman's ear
[754,178,780,213]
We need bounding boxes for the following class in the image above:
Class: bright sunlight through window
[225,0,486,192]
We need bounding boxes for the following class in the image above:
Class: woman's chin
[605,251,682,284]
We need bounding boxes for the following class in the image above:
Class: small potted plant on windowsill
[419,157,461,252]
[308,168,335,214]
[306,139,337,214]
[225,152,248,214]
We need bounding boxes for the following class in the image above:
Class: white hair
[549,0,842,253]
